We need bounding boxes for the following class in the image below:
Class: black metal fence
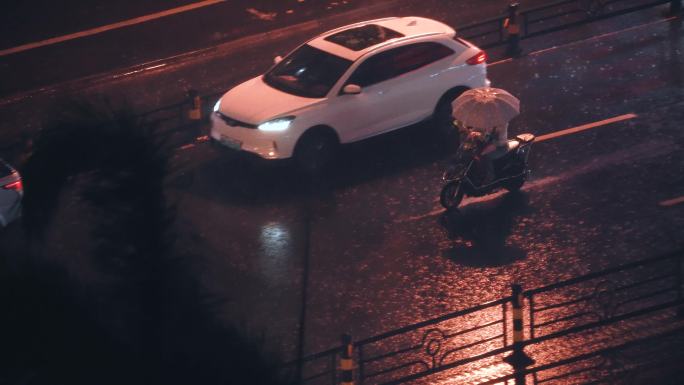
[286,250,684,385]
[526,252,683,342]
[459,0,675,50]
[283,297,510,385]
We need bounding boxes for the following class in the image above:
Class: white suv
[211,16,490,170]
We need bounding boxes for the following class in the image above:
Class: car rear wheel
[433,87,469,145]
[294,129,339,174]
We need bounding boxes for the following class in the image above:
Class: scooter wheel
[440,181,464,209]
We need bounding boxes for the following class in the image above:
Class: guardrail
[282,296,511,385]
[459,0,676,53]
[284,249,684,385]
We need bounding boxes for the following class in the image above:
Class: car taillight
[466,50,487,65]
[3,180,22,192]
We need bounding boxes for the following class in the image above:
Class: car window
[347,42,455,88]
[264,44,353,98]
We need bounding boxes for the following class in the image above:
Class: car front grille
[215,111,257,129]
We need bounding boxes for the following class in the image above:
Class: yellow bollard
[340,334,354,385]
[504,284,534,385]
[188,89,202,120]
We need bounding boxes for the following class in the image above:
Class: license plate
[220,135,241,150]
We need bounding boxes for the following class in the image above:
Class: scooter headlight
[213,99,221,112]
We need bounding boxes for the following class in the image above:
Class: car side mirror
[342,84,362,95]
[274,55,283,64]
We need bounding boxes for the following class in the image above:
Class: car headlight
[213,99,221,112]
[258,116,295,132]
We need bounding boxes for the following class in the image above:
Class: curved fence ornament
[420,328,448,371]
[586,280,620,321]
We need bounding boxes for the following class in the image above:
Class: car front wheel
[294,129,339,174]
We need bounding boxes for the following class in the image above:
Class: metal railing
[526,251,683,342]
[286,249,684,385]
[459,0,675,50]
[283,296,512,385]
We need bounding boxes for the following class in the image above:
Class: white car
[0,159,22,227]
[211,16,490,170]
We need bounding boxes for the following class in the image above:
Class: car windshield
[264,44,352,98]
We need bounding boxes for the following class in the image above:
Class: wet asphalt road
[1,0,683,375]
[167,8,684,359]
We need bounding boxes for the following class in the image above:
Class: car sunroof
[324,24,404,51]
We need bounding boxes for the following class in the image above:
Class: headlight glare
[258,116,295,132]
[213,99,221,112]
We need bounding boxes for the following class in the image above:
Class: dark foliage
[2,102,294,385]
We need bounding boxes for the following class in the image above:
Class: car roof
[308,17,456,61]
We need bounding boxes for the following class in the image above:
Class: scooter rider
[457,122,509,185]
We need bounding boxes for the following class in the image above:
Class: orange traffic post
[188,89,202,120]
[504,284,535,385]
[340,333,354,385]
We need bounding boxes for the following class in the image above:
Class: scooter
[439,133,535,209]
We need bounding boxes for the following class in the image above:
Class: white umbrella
[451,87,520,129]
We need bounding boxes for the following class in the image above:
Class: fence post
[358,345,365,385]
[504,284,535,385]
[677,256,684,318]
[528,295,535,339]
[187,89,202,121]
[504,2,523,56]
[340,333,354,385]
[670,0,682,15]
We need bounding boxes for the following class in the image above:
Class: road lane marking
[176,135,210,151]
[401,207,445,223]
[0,0,225,57]
[659,196,684,207]
[488,58,512,66]
[536,113,637,142]
[116,63,168,78]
